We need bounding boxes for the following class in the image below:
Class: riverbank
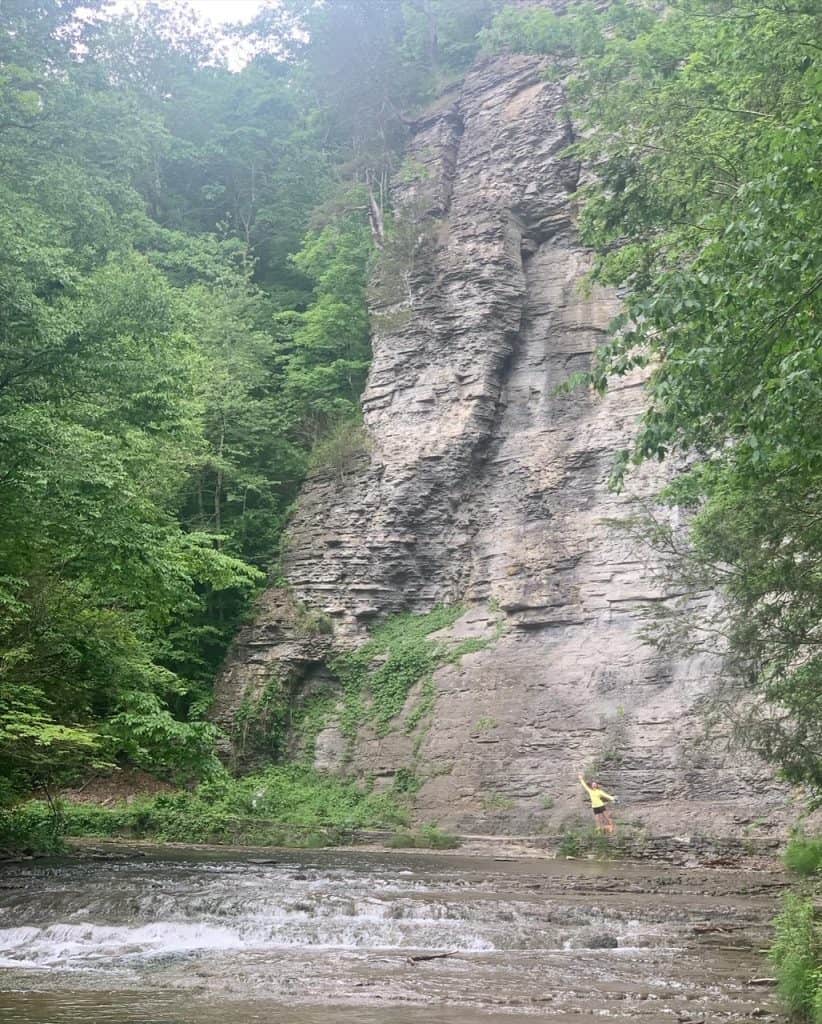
[53,829,784,870]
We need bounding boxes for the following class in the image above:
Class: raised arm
[578,774,593,795]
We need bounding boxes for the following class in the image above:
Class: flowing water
[0,846,783,1022]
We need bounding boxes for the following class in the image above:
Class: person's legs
[602,808,615,835]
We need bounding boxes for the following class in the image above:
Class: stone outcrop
[212,54,794,837]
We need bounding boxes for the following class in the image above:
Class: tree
[0,1,260,795]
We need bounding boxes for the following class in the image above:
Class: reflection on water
[0,992,530,1024]
[0,847,779,1023]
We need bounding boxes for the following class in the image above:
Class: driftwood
[406,950,458,965]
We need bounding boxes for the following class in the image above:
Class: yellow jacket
[580,780,614,809]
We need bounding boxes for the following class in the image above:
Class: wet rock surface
[212,55,793,834]
[0,849,783,1023]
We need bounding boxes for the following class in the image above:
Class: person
[578,773,617,835]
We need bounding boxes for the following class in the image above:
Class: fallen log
[406,950,458,964]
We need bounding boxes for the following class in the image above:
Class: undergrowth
[0,802,66,855]
[3,766,408,850]
[770,893,822,1023]
[557,825,618,860]
[785,835,822,877]
[388,822,460,850]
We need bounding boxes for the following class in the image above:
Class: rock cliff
[212,54,792,839]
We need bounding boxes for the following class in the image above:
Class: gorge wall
[212,54,793,840]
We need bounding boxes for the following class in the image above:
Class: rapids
[0,846,782,1022]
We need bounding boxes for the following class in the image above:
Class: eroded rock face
[213,55,791,835]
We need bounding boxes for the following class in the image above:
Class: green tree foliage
[483,0,822,792]
[0,67,260,784]
[0,1,263,795]
[0,0,499,813]
[246,0,499,244]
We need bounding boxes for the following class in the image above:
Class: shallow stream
[0,846,783,1022]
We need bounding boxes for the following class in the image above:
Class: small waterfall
[0,857,673,971]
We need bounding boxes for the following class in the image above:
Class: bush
[388,822,460,850]
[0,802,65,855]
[13,765,410,849]
[557,827,616,860]
[770,894,822,1022]
[309,418,371,479]
[558,832,581,858]
[785,836,822,877]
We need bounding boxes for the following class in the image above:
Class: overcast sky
[103,0,269,66]
[175,0,265,24]
[108,0,267,24]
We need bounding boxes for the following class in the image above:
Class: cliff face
[212,56,790,838]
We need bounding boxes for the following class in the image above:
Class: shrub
[785,836,822,877]
[389,822,460,850]
[558,832,581,858]
[15,765,410,849]
[770,894,822,1022]
[309,418,371,479]
[0,802,65,854]
[557,827,616,860]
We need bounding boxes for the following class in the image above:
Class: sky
[110,0,267,25]
[104,0,270,67]
[171,0,265,24]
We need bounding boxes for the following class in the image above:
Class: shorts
[592,805,607,815]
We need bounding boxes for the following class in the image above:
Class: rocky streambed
[0,845,784,1023]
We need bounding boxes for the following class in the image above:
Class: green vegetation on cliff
[331,605,468,738]
[326,603,501,750]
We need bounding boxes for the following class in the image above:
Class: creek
[0,846,782,1022]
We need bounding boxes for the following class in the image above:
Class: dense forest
[0,0,496,801]
[1,0,820,814]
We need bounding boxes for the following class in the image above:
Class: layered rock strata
[212,55,791,836]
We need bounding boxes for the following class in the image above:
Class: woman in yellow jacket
[578,774,617,835]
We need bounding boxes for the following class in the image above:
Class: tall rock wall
[212,55,792,839]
